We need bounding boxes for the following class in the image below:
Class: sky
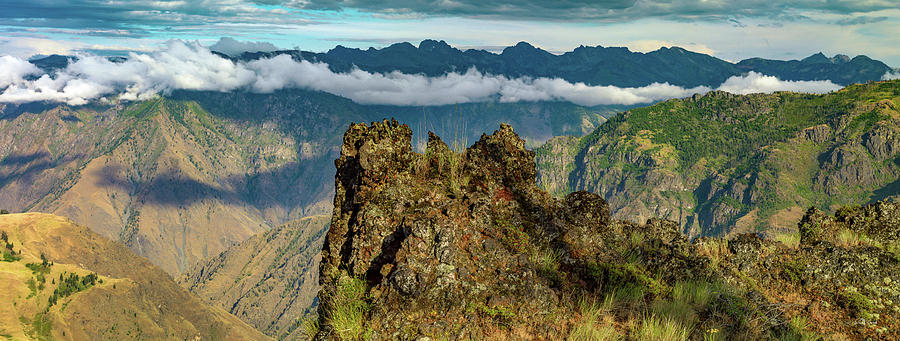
[0,0,899,65]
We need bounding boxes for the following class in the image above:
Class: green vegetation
[301,316,320,340]
[324,272,371,340]
[838,286,876,321]
[22,312,53,340]
[530,247,563,286]
[774,231,801,248]
[493,218,531,254]
[1,231,22,262]
[0,209,9,214]
[48,272,99,307]
[632,315,690,341]
[25,254,53,293]
[539,80,900,236]
[780,316,821,341]
[568,296,620,341]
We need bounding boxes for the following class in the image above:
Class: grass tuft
[568,296,621,341]
[632,315,690,341]
[325,273,371,340]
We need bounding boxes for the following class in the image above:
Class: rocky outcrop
[313,120,900,339]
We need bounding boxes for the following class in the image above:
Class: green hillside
[538,80,900,236]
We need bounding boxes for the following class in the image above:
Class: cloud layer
[0,41,844,107]
[884,71,900,81]
[274,0,898,21]
[209,37,281,57]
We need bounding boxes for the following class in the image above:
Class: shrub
[0,209,9,214]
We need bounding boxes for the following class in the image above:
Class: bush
[0,209,9,214]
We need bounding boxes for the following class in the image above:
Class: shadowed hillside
[180,215,330,340]
[0,90,607,276]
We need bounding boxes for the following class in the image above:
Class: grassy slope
[538,80,900,236]
[0,212,269,340]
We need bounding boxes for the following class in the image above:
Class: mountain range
[236,40,894,87]
[0,90,607,275]
[3,41,899,339]
[29,40,896,90]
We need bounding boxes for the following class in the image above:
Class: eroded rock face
[315,120,900,340]
[315,121,705,339]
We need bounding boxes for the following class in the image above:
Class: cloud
[836,16,889,26]
[0,0,307,36]
[0,37,79,58]
[0,55,41,89]
[884,71,900,81]
[0,40,844,107]
[271,0,899,21]
[209,37,281,56]
[717,72,842,95]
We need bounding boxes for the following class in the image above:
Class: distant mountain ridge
[231,40,892,87]
[27,40,893,90]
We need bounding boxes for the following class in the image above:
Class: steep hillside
[538,80,900,237]
[0,212,268,340]
[180,215,329,340]
[0,90,606,275]
[312,121,900,339]
[0,95,349,274]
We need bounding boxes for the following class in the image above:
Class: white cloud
[883,71,900,80]
[209,37,281,56]
[0,37,78,58]
[717,72,842,95]
[0,40,845,106]
[0,55,41,89]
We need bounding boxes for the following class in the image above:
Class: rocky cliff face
[538,81,900,238]
[314,121,900,340]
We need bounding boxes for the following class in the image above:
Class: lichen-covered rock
[315,120,900,340]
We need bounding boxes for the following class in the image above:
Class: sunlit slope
[0,213,269,340]
[538,80,900,237]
